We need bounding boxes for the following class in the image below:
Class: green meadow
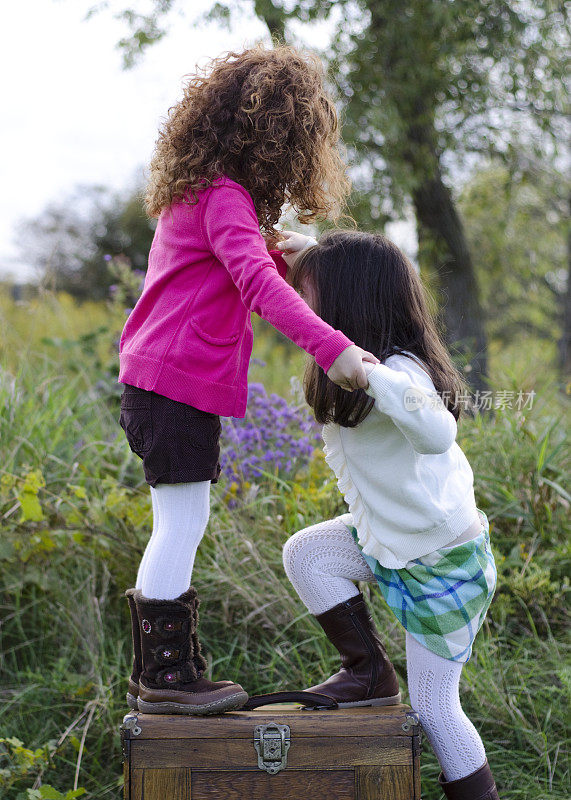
[0,289,569,799]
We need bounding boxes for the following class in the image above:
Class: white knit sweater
[322,352,479,568]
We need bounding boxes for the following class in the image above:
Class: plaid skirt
[347,509,497,663]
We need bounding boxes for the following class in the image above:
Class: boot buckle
[154,646,181,663]
[157,616,184,637]
[158,668,181,686]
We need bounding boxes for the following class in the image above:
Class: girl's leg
[139,481,210,600]
[405,631,487,781]
[130,480,247,713]
[135,485,160,590]
[283,519,400,706]
[282,517,376,613]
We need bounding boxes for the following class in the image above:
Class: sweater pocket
[190,316,240,346]
[189,263,242,346]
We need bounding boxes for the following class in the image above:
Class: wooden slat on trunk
[190,769,355,800]
[131,767,191,800]
[130,704,416,738]
[131,735,411,769]
[356,764,416,800]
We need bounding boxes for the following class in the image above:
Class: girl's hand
[361,359,376,389]
[263,231,285,251]
[276,230,318,268]
[327,346,379,391]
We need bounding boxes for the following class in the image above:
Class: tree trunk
[412,169,488,393]
[401,103,488,392]
[255,0,286,41]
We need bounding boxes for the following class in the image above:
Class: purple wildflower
[219,381,321,499]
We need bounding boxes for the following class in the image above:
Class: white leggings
[283,517,488,782]
[135,482,210,600]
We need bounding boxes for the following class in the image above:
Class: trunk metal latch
[254,722,291,774]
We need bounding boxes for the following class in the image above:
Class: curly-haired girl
[118,44,377,716]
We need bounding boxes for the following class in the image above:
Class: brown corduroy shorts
[118,384,222,487]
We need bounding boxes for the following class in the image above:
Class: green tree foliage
[86,0,568,386]
[17,185,155,301]
[284,0,565,387]
[459,159,567,348]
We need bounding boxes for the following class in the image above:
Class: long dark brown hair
[145,43,350,232]
[290,230,468,426]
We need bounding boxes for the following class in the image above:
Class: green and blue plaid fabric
[348,510,497,662]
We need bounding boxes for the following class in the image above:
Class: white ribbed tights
[135,482,210,600]
[283,517,487,781]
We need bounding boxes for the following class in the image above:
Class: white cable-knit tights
[282,517,374,614]
[283,517,487,781]
[405,632,487,781]
[135,482,210,600]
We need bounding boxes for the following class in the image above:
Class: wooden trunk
[121,703,421,799]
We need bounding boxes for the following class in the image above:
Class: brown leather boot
[124,588,141,709]
[439,760,500,799]
[438,759,500,800]
[134,587,248,715]
[306,593,401,707]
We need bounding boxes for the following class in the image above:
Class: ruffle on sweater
[321,422,481,570]
[322,424,383,561]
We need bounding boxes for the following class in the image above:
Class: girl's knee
[282,524,333,575]
[282,528,312,573]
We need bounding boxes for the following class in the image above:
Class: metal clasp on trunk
[253,722,291,774]
[120,713,142,762]
[402,710,420,733]
[121,713,142,736]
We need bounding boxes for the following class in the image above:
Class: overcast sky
[2,0,414,282]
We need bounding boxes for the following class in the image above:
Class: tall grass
[0,290,569,799]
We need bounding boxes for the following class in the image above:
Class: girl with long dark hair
[278,229,499,800]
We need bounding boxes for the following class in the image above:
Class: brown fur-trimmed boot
[133,587,248,715]
[438,760,500,799]
[306,593,401,707]
[125,588,141,710]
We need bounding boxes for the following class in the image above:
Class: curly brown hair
[144,43,351,230]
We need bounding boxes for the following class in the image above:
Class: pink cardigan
[118,176,353,417]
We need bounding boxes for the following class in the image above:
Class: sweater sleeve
[268,250,288,280]
[364,355,457,454]
[202,184,353,373]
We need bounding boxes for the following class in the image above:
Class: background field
[0,288,569,799]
